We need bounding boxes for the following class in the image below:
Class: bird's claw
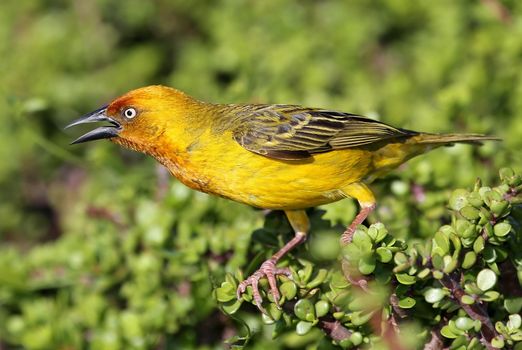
[236,259,292,314]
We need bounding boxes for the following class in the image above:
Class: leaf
[295,321,313,336]
[358,255,376,275]
[433,231,450,255]
[352,229,372,248]
[394,252,408,265]
[490,200,509,217]
[473,236,485,253]
[395,273,416,285]
[493,222,512,237]
[481,290,500,302]
[314,300,330,318]
[482,246,497,263]
[280,281,297,300]
[215,281,236,302]
[306,269,328,289]
[460,206,480,221]
[376,247,392,263]
[477,269,497,291]
[398,297,416,309]
[449,189,469,211]
[297,262,314,284]
[508,314,522,330]
[294,299,315,321]
[504,297,522,314]
[222,299,242,315]
[441,325,459,339]
[349,332,363,346]
[424,288,445,304]
[461,295,475,305]
[491,337,504,349]
[455,317,474,331]
[350,310,374,326]
[461,251,477,269]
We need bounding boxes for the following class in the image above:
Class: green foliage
[1,0,522,349]
[218,169,522,349]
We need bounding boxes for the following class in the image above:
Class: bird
[66,85,498,313]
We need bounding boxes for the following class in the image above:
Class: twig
[423,328,444,350]
[481,0,512,23]
[86,206,127,229]
[390,293,408,331]
[318,316,352,343]
[281,300,353,343]
[369,308,411,350]
[439,272,499,349]
[342,261,412,350]
[341,261,371,292]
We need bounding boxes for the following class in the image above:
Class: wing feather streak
[230,104,417,160]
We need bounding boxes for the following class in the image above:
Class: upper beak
[65,105,121,144]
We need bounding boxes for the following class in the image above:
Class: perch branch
[439,272,499,349]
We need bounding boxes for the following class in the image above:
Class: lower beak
[65,106,121,144]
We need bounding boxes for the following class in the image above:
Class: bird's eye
[123,107,137,119]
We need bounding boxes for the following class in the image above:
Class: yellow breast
[161,129,377,210]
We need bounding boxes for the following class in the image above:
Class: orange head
[66,85,205,153]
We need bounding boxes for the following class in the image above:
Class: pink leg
[340,203,376,245]
[236,233,305,314]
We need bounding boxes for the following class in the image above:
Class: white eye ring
[123,107,137,119]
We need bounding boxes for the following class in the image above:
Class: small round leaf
[296,320,313,335]
[477,269,497,291]
[294,299,315,321]
[314,300,330,318]
[396,273,416,285]
[424,288,445,304]
[398,297,416,309]
[493,222,512,237]
[455,317,474,331]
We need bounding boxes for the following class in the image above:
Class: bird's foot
[340,203,376,246]
[236,259,292,314]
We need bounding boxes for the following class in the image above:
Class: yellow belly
[163,131,377,210]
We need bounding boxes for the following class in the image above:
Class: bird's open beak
[65,106,121,144]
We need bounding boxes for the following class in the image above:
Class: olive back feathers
[228,104,418,160]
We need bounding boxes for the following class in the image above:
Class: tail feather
[368,132,499,180]
[411,133,501,146]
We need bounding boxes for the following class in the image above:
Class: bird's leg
[340,182,376,245]
[340,203,376,245]
[237,210,309,314]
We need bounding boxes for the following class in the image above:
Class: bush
[1,1,521,349]
[217,168,522,349]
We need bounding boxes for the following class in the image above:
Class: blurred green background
[0,0,521,349]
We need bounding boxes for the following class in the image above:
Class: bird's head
[66,85,204,153]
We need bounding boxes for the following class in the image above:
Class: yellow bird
[67,85,498,313]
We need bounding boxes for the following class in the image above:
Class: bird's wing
[230,104,417,160]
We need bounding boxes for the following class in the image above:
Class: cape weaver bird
[67,85,498,313]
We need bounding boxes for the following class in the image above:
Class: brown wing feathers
[231,105,417,160]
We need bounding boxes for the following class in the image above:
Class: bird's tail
[366,132,500,181]
[410,133,501,146]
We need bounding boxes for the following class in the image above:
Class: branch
[318,316,352,342]
[282,300,352,343]
[439,272,499,349]
[423,328,444,350]
[342,261,412,350]
[389,292,409,331]
[369,307,411,350]
[481,0,512,23]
